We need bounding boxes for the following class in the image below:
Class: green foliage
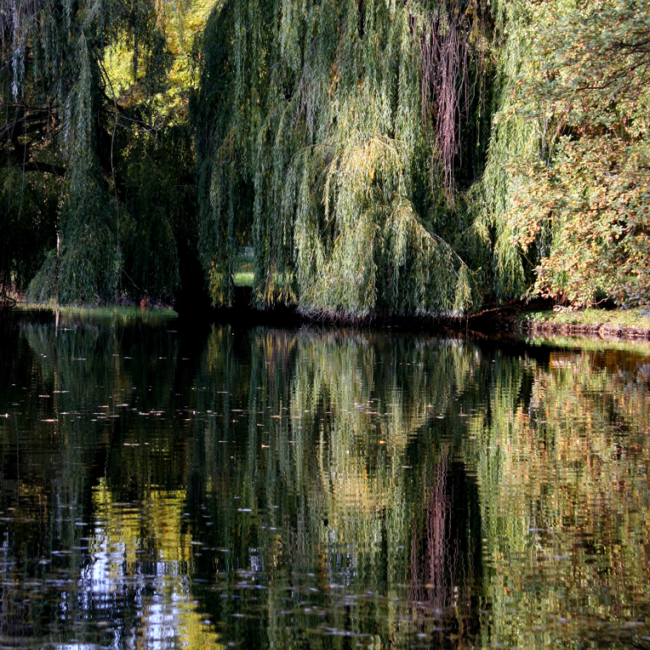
[1,0,204,305]
[5,0,649,311]
[194,0,492,315]
[0,168,58,293]
[118,127,195,300]
[480,0,650,307]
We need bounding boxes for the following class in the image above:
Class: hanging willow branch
[420,0,486,193]
[194,0,492,317]
[1,0,185,304]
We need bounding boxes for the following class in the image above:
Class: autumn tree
[480,0,650,307]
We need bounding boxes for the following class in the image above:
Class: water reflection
[0,309,648,648]
[469,347,650,649]
[188,329,484,647]
[87,481,220,649]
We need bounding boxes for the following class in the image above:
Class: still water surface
[1,309,649,649]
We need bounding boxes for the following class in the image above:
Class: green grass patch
[519,307,650,330]
[233,258,255,288]
[232,257,289,290]
[524,334,650,357]
[18,304,178,324]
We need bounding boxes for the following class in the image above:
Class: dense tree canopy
[0,0,211,304]
[193,0,494,316]
[194,0,650,315]
[2,0,649,314]
[482,0,650,308]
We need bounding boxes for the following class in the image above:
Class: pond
[1,308,649,649]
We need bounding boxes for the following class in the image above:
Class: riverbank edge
[297,300,650,342]
[515,315,650,341]
[8,292,650,342]
[465,302,650,341]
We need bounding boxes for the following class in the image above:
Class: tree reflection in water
[0,310,648,648]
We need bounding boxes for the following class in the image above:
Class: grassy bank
[517,307,650,339]
[523,333,650,357]
[233,258,255,288]
[15,304,178,325]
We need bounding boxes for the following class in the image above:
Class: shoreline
[7,294,650,343]
[511,306,650,342]
[517,319,650,341]
[455,298,650,341]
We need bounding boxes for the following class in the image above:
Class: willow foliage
[194,0,493,316]
[5,0,647,311]
[0,0,203,304]
[196,0,650,315]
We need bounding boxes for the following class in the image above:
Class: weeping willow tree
[6,0,645,311]
[0,0,209,305]
[195,0,650,315]
[194,0,497,317]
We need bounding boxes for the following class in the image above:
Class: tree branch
[19,161,66,177]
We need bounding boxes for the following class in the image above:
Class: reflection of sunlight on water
[84,480,222,650]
